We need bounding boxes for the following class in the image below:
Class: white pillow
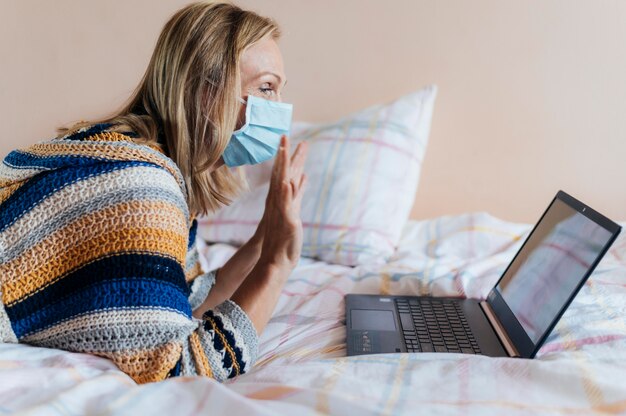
[198,86,438,266]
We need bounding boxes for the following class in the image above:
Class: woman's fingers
[298,173,306,193]
[279,136,290,185]
[290,141,308,169]
[272,136,308,193]
[270,135,288,191]
[288,173,306,205]
[268,136,309,216]
[296,174,307,198]
[290,142,308,180]
[293,174,307,211]
[269,140,281,188]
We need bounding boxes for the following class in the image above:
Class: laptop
[346,191,621,358]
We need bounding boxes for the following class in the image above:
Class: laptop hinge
[479,301,520,358]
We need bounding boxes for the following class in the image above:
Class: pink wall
[2,0,624,222]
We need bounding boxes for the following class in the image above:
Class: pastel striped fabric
[0,124,258,384]
[1,212,625,414]
[198,86,438,266]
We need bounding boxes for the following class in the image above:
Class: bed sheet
[1,213,625,415]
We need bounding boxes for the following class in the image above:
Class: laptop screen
[495,198,613,344]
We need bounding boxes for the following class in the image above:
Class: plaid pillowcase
[198,86,438,266]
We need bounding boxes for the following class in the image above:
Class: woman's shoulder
[0,123,191,229]
[57,123,167,162]
[3,123,186,193]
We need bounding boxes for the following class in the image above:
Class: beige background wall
[1,0,624,223]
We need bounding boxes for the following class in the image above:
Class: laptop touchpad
[351,309,397,331]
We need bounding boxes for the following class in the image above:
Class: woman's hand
[259,135,308,270]
[193,136,307,320]
[229,135,308,334]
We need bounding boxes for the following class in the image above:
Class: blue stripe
[4,123,141,170]
[167,358,182,378]
[63,123,112,141]
[10,278,192,338]
[0,160,160,232]
[188,219,198,250]
[61,123,138,140]
[6,253,190,321]
[203,311,246,378]
[4,150,113,171]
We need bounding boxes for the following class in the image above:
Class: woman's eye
[259,87,274,97]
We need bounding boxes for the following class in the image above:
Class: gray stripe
[213,300,259,370]
[185,245,199,273]
[188,271,216,311]
[70,139,188,198]
[3,183,188,263]
[23,310,197,352]
[0,288,17,343]
[0,235,4,265]
[180,336,198,376]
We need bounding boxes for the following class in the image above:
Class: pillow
[197,86,438,266]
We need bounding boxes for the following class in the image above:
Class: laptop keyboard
[396,298,481,354]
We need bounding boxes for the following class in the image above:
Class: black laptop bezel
[486,190,622,358]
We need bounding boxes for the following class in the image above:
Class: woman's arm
[193,137,308,321]
[192,229,263,318]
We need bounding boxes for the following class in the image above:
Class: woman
[0,1,307,384]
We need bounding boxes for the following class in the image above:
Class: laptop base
[346,294,508,357]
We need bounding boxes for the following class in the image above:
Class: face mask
[222,94,293,167]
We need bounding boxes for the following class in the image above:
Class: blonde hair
[58,1,281,215]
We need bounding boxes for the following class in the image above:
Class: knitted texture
[0,124,258,384]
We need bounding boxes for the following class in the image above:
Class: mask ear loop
[241,87,262,104]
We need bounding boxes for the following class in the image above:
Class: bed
[2,212,626,415]
[3,85,626,415]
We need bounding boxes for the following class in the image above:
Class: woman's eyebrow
[255,71,287,87]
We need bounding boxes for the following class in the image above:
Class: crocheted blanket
[0,124,258,383]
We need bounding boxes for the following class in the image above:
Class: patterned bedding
[1,213,625,415]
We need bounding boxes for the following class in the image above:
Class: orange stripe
[99,342,183,384]
[382,354,409,414]
[2,199,187,305]
[247,386,300,400]
[316,358,347,413]
[0,182,24,203]
[185,262,203,283]
[24,133,180,181]
[379,272,391,295]
[189,332,214,378]
[81,132,166,154]
[81,131,129,142]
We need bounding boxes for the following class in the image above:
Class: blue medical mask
[222,94,293,167]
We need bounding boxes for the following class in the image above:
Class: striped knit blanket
[0,124,258,384]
